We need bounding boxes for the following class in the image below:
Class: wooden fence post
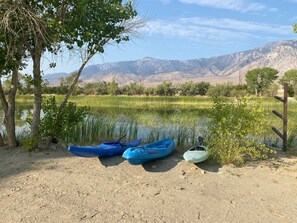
[272,83,288,151]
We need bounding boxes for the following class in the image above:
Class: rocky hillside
[44,39,297,86]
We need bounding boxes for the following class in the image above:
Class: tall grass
[10,95,297,151]
[65,116,139,145]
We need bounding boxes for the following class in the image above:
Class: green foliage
[21,136,39,152]
[293,24,297,33]
[107,79,120,96]
[40,96,89,142]
[264,83,279,97]
[144,86,156,96]
[179,81,210,96]
[205,97,275,165]
[121,82,144,95]
[11,95,297,150]
[245,67,278,96]
[206,83,246,97]
[61,0,137,54]
[279,69,297,96]
[82,82,108,95]
[18,73,34,95]
[156,81,176,96]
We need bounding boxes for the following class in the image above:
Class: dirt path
[1,147,297,223]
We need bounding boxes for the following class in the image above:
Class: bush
[206,83,235,97]
[40,96,89,143]
[22,136,39,152]
[205,97,275,165]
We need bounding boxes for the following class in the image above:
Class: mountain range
[44,39,297,86]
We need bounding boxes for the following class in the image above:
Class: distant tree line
[3,67,297,97]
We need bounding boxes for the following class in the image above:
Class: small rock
[201,170,206,174]
[175,186,185,190]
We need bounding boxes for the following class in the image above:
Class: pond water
[0,105,208,147]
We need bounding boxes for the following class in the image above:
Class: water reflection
[1,106,207,147]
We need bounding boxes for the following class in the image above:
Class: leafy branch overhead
[0,0,142,148]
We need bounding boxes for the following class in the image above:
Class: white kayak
[183,146,209,163]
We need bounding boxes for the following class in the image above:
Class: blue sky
[33,0,297,74]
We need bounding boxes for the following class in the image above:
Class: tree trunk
[6,66,19,148]
[0,133,4,146]
[30,42,43,138]
[0,67,18,148]
[59,53,94,110]
[0,78,7,147]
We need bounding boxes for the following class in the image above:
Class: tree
[1,0,141,147]
[0,6,26,148]
[195,82,210,96]
[279,69,297,96]
[144,86,155,96]
[179,81,194,96]
[0,0,62,144]
[206,82,235,97]
[18,74,34,95]
[96,82,109,95]
[245,67,278,96]
[58,0,142,109]
[156,81,175,96]
[179,81,210,96]
[122,82,144,95]
[107,79,120,96]
[293,24,297,33]
[59,72,82,95]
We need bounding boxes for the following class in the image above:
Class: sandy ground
[1,146,297,223]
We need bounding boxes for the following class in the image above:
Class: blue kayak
[122,138,175,165]
[68,138,142,158]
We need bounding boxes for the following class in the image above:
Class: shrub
[22,136,39,152]
[205,97,275,165]
[206,83,235,97]
[40,96,89,143]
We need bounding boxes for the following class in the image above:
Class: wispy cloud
[179,0,266,12]
[141,17,293,45]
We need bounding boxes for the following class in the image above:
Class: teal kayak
[122,138,175,165]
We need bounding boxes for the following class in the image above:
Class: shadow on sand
[142,152,180,172]
[98,155,125,167]
[0,145,72,182]
[195,161,221,173]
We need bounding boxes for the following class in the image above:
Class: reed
[7,95,297,151]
